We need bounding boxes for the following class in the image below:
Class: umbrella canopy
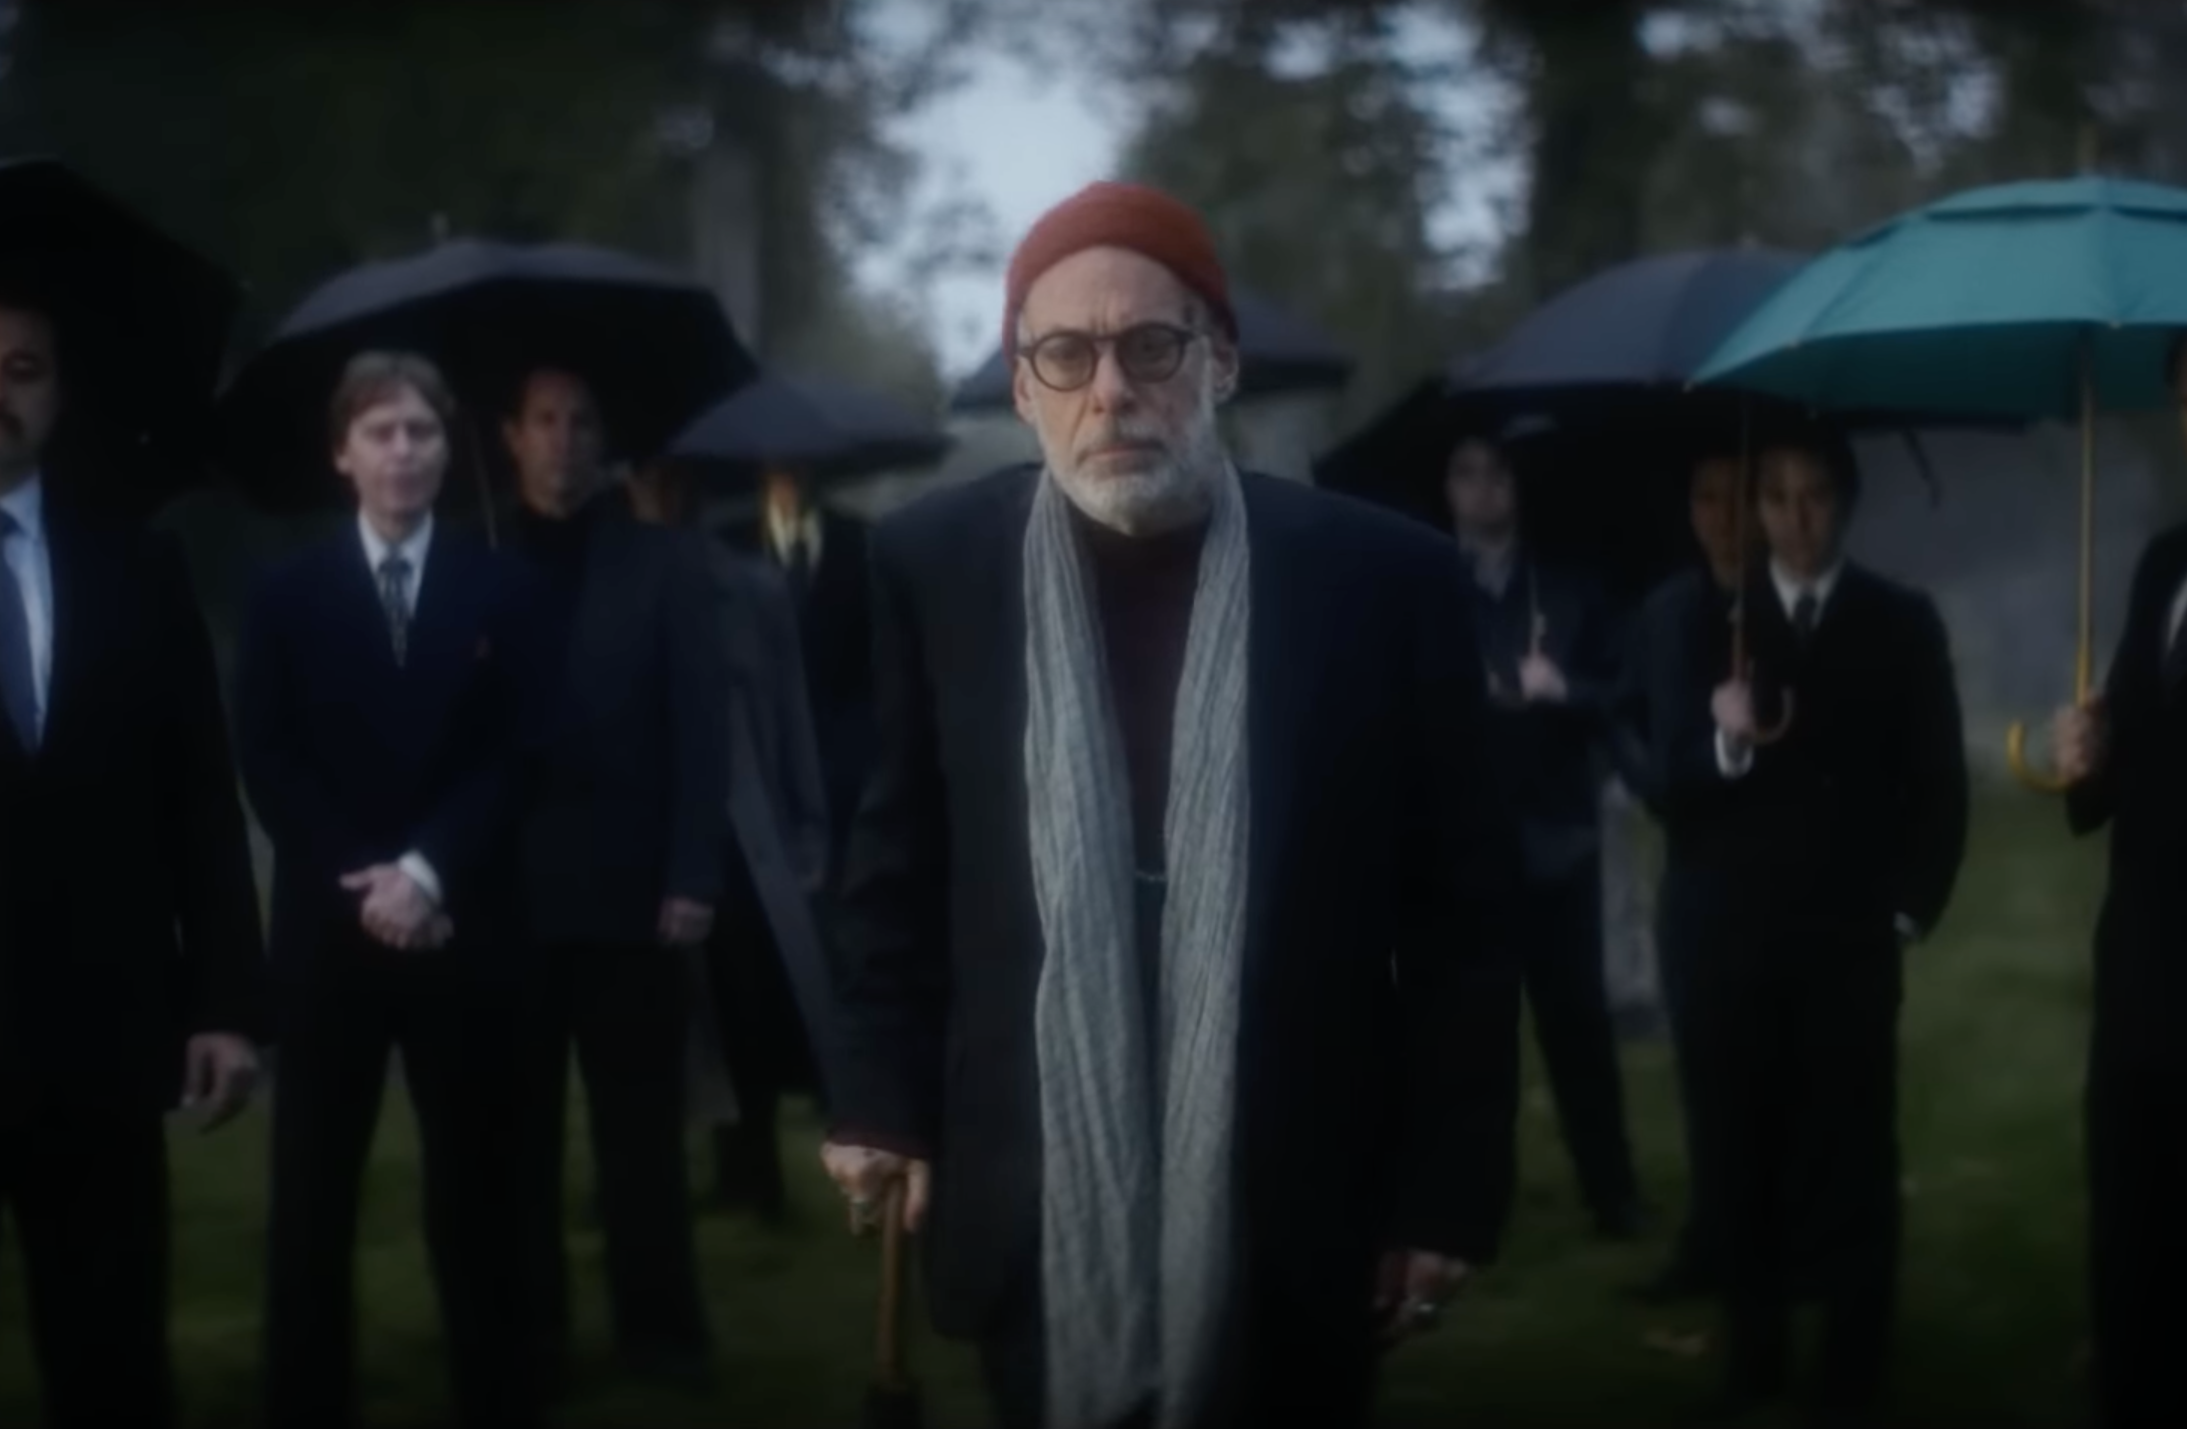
[947,284,1354,412]
[218,238,755,511]
[0,156,242,510]
[1695,176,2187,419]
[1458,247,1807,396]
[667,370,950,485]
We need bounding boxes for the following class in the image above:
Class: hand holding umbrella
[1696,174,2187,792]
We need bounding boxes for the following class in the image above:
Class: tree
[1104,11,1463,428]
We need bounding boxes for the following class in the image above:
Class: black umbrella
[1319,248,2010,601]
[948,284,1354,412]
[667,370,950,485]
[1457,247,1807,397]
[0,156,241,512]
[218,239,756,512]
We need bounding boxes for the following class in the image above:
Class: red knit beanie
[1003,181,1238,354]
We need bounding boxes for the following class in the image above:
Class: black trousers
[1686,922,1901,1409]
[706,853,807,1208]
[974,1272,1371,1429]
[263,939,539,1429]
[1519,859,1640,1220]
[524,938,709,1364]
[1658,877,1718,1280]
[2086,1025,2187,1428]
[0,1100,172,1429]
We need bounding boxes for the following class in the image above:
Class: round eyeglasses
[1018,323,1200,393]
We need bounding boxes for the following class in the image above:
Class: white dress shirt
[767,504,821,573]
[357,512,445,907]
[0,475,54,744]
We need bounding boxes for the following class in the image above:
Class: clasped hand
[339,865,450,951]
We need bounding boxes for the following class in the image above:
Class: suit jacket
[1466,554,1620,882]
[0,501,264,1121]
[713,547,830,894]
[726,503,876,871]
[830,466,1522,1344]
[1613,566,1731,821]
[509,499,732,945]
[1653,561,1968,943]
[2068,522,2187,1059]
[687,544,835,1108]
[232,525,546,978]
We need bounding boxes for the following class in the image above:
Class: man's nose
[1086,349,1135,412]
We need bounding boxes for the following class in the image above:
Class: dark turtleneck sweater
[508,492,607,673]
[1071,506,1206,877]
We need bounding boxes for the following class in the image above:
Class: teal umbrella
[1696,174,2187,789]
[1695,176,2187,419]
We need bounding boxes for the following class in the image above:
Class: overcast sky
[851,2,1523,380]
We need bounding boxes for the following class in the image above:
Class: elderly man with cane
[817,181,1522,1429]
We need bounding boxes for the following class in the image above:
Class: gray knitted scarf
[1022,463,1252,1429]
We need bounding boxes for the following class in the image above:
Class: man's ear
[1209,335,1241,404]
[1012,350,1039,427]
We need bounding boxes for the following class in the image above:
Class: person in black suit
[1616,449,1749,1303]
[498,369,732,1386]
[0,291,265,1429]
[726,467,874,884]
[1658,425,1967,1425]
[235,352,546,1429]
[1444,423,1643,1241]
[819,182,1520,1429]
[629,459,832,1223]
[2050,335,2187,1429]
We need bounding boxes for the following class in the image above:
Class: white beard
[1046,397,1227,537]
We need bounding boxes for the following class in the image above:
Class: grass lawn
[0,783,2105,1427]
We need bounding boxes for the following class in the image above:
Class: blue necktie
[0,511,40,750]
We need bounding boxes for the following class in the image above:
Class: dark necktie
[1792,590,1820,645]
[379,553,412,667]
[0,511,40,750]
[783,534,813,602]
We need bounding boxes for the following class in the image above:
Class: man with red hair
[820,181,1520,1428]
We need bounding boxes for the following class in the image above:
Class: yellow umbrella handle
[2006,335,2098,795]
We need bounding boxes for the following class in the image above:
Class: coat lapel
[1239,482,1320,969]
[36,511,101,759]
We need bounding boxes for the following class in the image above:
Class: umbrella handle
[2003,332,2097,798]
[876,1177,913,1392]
[2004,718,2073,794]
[1750,686,1794,746]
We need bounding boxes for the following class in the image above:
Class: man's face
[1688,456,1746,581]
[0,306,61,484]
[1011,246,1238,535]
[503,369,605,515]
[1755,446,1845,581]
[334,384,446,524]
[1443,440,1516,541]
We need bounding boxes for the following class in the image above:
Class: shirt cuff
[396,852,443,907]
[1715,728,1754,779]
